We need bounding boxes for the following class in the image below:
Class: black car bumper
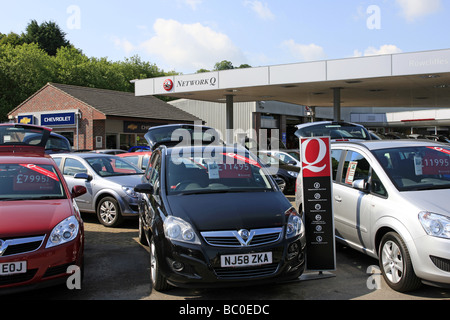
[156,236,306,289]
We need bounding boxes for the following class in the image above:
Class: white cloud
[396,0,442,21]
[354,45,403,57]
[281,40,326,62]
[112,37,136,55]
[138,19,246,72]
[244,1,275,20]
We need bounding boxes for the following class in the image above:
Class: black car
[258,152,300,194]
[134,125,306,291]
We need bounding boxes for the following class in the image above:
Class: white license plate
[0,261,27,276]
[221,252,272,268]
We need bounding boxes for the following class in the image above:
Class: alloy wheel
[381,240,404,284]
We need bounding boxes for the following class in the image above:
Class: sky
[0,0,449,74]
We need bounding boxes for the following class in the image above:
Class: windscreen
[373,146,450,191]
[166,150,274,195]
[0,163,65,200]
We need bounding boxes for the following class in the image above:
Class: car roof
[0,153,55,165]
[331,139,449,151]
[117,151,152,157]
[51,152,121,159]
[295,120,364,129]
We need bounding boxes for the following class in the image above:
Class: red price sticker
[422,149,450,175]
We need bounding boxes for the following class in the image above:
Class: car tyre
[277,176,287,193]
[97,196,123,227]
[379,232,422,292]
[150,237,170,292]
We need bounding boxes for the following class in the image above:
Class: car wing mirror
[134,183,154,194]
[72,185,87,198]
[352,179,369,192]
[74,172,93,181]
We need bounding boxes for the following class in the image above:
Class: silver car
[51,153,143,227]
[295,139,450,292]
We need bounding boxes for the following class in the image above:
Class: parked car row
[2,121,449,295]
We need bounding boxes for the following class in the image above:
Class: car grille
[214,263,279,279]
[0,269,38,286]
[0,236,45,257]
[201,228,283,248]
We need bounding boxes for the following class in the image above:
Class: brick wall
[9,84,106,150]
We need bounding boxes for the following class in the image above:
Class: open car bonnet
[0,124,51,154]
[144,124,222,150]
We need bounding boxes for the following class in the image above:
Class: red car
[117,151,152,171]
[0,124,86,294]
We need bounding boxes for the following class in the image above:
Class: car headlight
[285,207,305,239]
[164,216,201,245]
[419,211,450,239]
[122,186,138,198]
[288,171,298,178]
[46,216,79,248]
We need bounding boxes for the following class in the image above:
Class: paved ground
[6,196,450,301]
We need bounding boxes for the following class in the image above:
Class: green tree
[0,32,25,47]
[22,20,71,56]
[214,60,234,70]
[0,43,56,121]
[237,64,251,69]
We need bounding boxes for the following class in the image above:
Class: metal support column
[226,95,234,144]
[333,88,342,122]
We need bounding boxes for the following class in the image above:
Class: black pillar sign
[300,137,336,271]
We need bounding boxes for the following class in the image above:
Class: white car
[295,139,450,292]
[294,121,374,141]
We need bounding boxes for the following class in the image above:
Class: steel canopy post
[226,95,234,144]
[333,88,342,122]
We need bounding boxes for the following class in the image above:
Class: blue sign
[41,112,76,126]
[18,115,34,125]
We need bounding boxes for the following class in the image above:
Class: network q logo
[163,79,174,92]
[301,137,331,178]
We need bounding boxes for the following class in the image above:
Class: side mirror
[352,179,368,192]
[134,183,154,194]
[74,172,93,181]
[72,185,87,198]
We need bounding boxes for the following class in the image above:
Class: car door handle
[334,196,342,203]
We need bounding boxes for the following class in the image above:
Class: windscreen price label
[16,174,52,184]
[14,174,55,191]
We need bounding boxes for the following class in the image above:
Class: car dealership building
[8,83,202,150]
[7,49,450,149]
[135,48,450,144]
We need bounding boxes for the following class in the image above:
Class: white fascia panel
[219,67,269,89]
[135,78,155,96]
[327,55,392,81]
[392,49,450,76]
[270,61,327,84]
